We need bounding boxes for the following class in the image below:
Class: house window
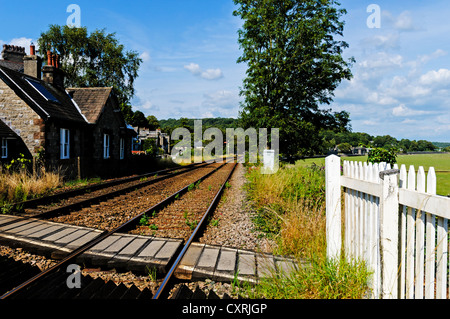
[1,138,7,159]
[103,134,110,159]
[60,129,70,159]
[120,138,125,160]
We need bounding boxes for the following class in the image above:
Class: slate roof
[66,87,113,124]
[0,66,86,124]
[0,60,24,73]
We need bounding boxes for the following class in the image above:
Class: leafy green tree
[131,111,149,128]
[38,25,142,105]
[146,115,160,130]
[337,142,352,154]
[233,0,354,158]
[120,103,134,124]
[417,140,436,152]
[373,135,397,150]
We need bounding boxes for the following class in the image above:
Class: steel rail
[0,160,231,299]
[153,162,237,299]
[13,162,203,212]
[32,162,211,220]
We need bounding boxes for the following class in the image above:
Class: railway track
[0,160,239,299]
[13,162,207,218]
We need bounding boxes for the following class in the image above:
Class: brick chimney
[23,43,42,79]
[42,50,65,89]
[1,44,26,63]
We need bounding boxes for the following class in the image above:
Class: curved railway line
[0,159,298,300]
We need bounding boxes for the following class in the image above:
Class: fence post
[326,155,341,260]
[379,169,400,299]
[77,157,81,180]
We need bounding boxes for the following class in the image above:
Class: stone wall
[0,79,44,157]
[92,98,127,161]
[44,121,83,162]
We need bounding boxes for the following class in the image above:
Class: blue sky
[0,1,449,142]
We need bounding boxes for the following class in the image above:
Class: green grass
[297,153,450,196]
[232,256,371,299]
[243,162,371,299]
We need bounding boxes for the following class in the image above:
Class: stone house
[133,127,171,155]
[67,87,136,176]
[0,54,87,172]
[0,43,135,178]
[351,147,369,156]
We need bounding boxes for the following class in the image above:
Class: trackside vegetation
[233,162,371,299]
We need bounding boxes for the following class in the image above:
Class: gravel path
[199,163,276,253]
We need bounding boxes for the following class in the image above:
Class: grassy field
[297,153,450,196]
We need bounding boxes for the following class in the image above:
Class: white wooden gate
[325,155,450,299]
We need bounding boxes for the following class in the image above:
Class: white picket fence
[325,154,450,299]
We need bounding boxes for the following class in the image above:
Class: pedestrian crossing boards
[0,215,299,282]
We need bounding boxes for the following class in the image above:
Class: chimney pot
[30,43,35,56]
[47,51,52,66]
[1,44,26,63]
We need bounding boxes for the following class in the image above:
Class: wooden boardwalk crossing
[0,215,298,282]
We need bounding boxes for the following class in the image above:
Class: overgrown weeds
[232,255,371,299]
[241,161,371,299]
[0,166,62,209]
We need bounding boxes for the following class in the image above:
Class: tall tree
[234,0,354,157]
[120,102,134,124]
[131,111,149,128]
[146,115,160,130]
[38,25,142,105]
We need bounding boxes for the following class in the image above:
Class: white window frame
[1,138,7,159]
[60,128,70,159]
[103,134,110,159]
[119,138,125,160]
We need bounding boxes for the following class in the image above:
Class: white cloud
[138,100,158,112]
[201,111,214,118]
[184,62,224,80]
[184,63,201,75]
[154,66,177,72]
[418,49,447,64]
[140,51,151,62]
[361,33,400,50]
[392,104,435,117]
[9,37,34,54]
[401,119,418,124]
[394,11,416,31]
[201,68,223,80]
[420,69,450,86]
[359,52,403,69]
[382,10,420,32]
[202,90,235,108]
[362,120,379,126]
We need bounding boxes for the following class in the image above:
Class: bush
[367,147,397,166]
